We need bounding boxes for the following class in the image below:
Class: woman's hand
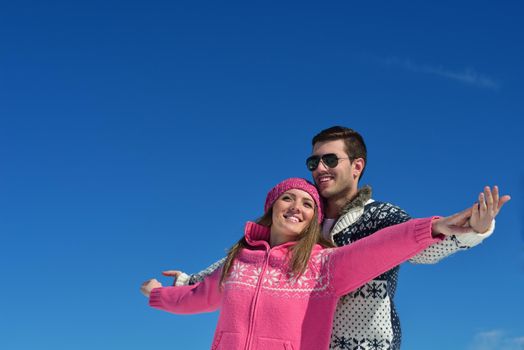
[140,278,163,298]
[431,207,473,237]
[431,186,510,237]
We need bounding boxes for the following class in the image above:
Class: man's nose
[314,159,329,173]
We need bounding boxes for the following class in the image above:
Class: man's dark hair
[312,126,367,180]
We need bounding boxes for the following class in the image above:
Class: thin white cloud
[514,337,524,345]
[469,330,524,350]
[377,56,500,90]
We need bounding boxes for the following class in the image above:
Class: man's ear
[352,158,365,180]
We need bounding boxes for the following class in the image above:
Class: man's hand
[431,186,510,237]
[162,270,184,286]
[469,186,511,234]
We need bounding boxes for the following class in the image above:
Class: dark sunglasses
[306,153,349,171]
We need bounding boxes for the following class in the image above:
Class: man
[167,126,509,350]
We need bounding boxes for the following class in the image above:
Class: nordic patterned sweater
[178,186,495,350]
[151,218,442,350]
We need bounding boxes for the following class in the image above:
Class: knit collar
[339,185,372,216]
[244,221,305,251]
[243,187,373,244]
[244,221,271,245]
[328,185,373,237]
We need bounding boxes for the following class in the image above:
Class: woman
[141,178,499,350]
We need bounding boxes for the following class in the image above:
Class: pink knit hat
[264,178,323,223]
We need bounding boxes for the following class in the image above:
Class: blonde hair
[219,206,334,286]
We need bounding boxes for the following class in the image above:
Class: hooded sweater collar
[329,185,373,237]
[339,185,372,215]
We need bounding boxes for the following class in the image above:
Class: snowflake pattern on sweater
[223,251,333,298]
[329,201,409,350]
[328,197,473,350]
[185,186,492,350]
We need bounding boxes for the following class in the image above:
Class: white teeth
[284,214,300,223]
[318,176,332,183]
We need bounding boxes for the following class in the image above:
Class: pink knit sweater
[149,217,442,350]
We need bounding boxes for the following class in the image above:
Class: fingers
[485,185,511,216]
[498,195,511,210]
[452,186,509,235]
[484,186,494,214]
[434,208,472,236]
[449,207,472,224]
[142,278,154,286]
[449,225,475,235]
[140,278,161,297]
[471,202,479,222]
[452,207,473,226]
[142,278,159,285]
[162,270,182,277]
[478,191,487,213]
[433,215,476,236]
[492,185,500,212]
[163,270,184,286]
[141,278,161,287]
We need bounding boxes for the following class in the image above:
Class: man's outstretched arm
[163,257,227,286]
[409,185,510,264]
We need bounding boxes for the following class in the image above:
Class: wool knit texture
[183,186,495,350]
[326,187,494,350]
[149,217,441,350]
[264,178,323,223]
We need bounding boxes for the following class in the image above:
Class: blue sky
[1,1,523,349]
